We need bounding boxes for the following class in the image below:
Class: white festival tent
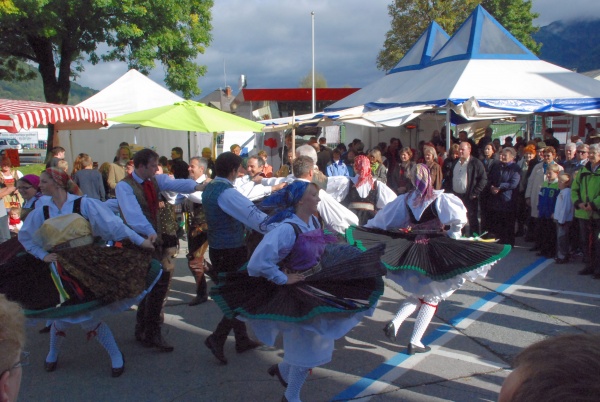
[324,5,600,144]
[57,69,212,165]
[259,22,450,133]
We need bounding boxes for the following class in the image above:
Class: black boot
[189,275,208,306]
[233,318,262,353]
[143,327,174,352]
[205,317,233,364]
[141,271,174,352]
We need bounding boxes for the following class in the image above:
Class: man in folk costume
[234,155,287,201]
[116,149,206,352]
[292,155,359,234]
[202,152,275,365]
[182,157,212,306]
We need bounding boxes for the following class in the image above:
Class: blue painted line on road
[333,257,548,401]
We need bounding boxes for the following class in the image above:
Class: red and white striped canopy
[0,99,107,133]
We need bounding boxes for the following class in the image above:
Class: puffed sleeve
[81,198,145,245]
[247,223,297,284]
[316,189,358,234]
[435,193,467,239]
[364,193,410,230]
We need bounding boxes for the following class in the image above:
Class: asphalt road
[18,236,600,402]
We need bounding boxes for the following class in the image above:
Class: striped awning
[0,99,107,133]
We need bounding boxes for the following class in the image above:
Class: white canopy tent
[328,6,600,113]
[324,6,600,146]
[57,69,211,165]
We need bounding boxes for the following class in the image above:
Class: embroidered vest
[202,180,245,249]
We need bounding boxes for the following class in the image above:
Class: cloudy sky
[75,0,600,97]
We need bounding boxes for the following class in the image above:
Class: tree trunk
[27,35,74,161]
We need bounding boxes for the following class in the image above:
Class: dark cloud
[75,1,596,97]
[532,0,600,26]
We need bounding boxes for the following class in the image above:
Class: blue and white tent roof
[388,21,450,74]
[430,5,536,64]
[327,5,600,116]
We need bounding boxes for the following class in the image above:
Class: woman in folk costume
[0,174,44,265]
[342,154,397,225]
[210,181,386,402]
[15,168,155,377]
[346,164,510,354]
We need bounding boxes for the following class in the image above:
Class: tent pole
[292,111,296,159]
[445,103,451,151]
[68,129,74,163]
[213,132,217,158]
[187,131,191,160]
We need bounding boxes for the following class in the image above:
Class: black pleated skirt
[211,243,387,322]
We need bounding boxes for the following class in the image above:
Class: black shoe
[529,246,540,252]
[235,338,262,354]
[554,257,569,264]
[578,267,594,275]
[205,335,227,364]
[268,364,288,388]
[383,322,396,342]
[39,325,51,334]
[44,360,58,372]
[593,273,600,280]
[407,343,431,355]
[112,353,125,378]
[142,331,174,352]
[189,295,208,306]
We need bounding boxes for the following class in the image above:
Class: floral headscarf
[45,167,83,196]
[260,180,310,228]
[410,163,434,207]
[354,155,374,188]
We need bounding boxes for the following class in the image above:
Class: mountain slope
[0,72,97,104]
[534,19,600,72]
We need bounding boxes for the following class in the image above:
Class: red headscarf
[45,167,83,196]
[354,155,374,188]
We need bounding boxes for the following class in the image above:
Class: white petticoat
[241,305,377,368]
[26,269,162,325]
[387,262,496,303]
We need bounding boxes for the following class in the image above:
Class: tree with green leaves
[299,71,328,88]
[377,0,540,72]
[0,0,213,153]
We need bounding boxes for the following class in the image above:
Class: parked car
[0,138,23,153]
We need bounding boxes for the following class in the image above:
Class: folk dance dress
[347,190,510,303]
[211,214,386,368]
[8,194,160,322]
[346,180,510,354]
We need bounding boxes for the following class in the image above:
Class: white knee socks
[82,321,123,369]
[278,361,290,383]
[46,321,69,363]
[285,365,310,402]
[410,301,438,348]
[391,297,419,336]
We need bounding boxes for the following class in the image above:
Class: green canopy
[110,100,263,133]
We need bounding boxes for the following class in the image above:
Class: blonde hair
[57,159,69,173]
[80,154,93,168]
[423,145,437,159]
[0,294,26,373]
[369,149,383,164]
[558,172,572,186]
[547,163,561,174]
